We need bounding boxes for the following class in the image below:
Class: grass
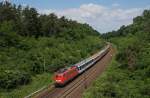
[0,73,53,98]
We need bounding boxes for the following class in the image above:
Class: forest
[83,9,150,98]
[1,1,149,98]
[0,1,105,91]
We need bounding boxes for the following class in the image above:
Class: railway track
[35,45,114,98]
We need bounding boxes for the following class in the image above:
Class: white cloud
[112,3,120,7]
[38,3,147,33]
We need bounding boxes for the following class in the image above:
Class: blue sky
[11,0,150,9]
[8,0,150,33]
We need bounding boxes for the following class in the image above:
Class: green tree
[22,7,41,37]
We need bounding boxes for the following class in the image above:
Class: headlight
[56,80,61,82]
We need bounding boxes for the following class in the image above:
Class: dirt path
[35,45,115,98]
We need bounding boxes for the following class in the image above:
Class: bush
[0,70,31,89]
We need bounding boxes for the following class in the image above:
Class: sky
[7,0,150,33]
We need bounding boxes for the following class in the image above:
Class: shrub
[0,70,31,89]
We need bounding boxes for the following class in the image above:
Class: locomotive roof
[57,66,76,74]
[57,68,68,73]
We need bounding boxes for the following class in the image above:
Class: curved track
[35,45,115,98]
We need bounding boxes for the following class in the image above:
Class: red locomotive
[54,45,110,86]
[54,66,78,86]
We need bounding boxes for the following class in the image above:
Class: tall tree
[40,13,59,36]
[22,7,41,38]
[0,2,17,22]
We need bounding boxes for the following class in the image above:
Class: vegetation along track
[35,45,115,98]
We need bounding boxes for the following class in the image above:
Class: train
[54,45,110,86]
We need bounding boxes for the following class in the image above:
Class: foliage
[84,53,150,98]
[84,9,150,98]
[0,73,52,98]
[0,1,105,91]
[0,70,31,89]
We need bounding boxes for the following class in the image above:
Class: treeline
[0,2,104,90]
[84,10,150,98]
[0,2,99,38]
